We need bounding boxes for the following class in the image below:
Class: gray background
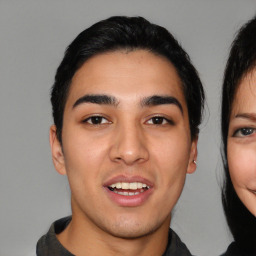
[1,1,256,255]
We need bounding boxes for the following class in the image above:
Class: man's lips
[103,175,153,188]
[248,188,256,194]
[103,175,154,206]
[108,181,150,196]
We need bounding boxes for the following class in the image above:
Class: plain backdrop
[1,1,256,255]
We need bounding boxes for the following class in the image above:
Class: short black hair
[51,16,205,143]
[221,15,256,253]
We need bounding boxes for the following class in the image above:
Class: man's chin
[93,211,172,240]
[101,221,160,240]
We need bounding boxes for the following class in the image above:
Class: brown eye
[151,117,165,124]
[146,116,173,125]
[83,116,110,125]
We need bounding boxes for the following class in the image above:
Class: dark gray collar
[37,216,192,256]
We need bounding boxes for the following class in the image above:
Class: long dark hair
[221,15,256,253]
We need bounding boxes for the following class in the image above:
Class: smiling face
[50,50,197,239]
[228,69,256,216]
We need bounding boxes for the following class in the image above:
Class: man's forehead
[72,50,180,83]
[64,50,187,111]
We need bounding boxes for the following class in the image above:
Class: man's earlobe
[49,125,66,175]
[187,137,198,174]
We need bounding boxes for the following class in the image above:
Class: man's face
[51,50,197,238]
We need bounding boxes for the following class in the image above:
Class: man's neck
[57,214,171,256]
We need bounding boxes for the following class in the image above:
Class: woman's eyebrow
[235,113,256,121]
[73,94,119,108]
[141,95,183,114]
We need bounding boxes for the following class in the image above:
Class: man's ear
[187,136,198,174]
[49,125,66,175]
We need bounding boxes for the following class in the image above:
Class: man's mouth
[107,182,150,196]
[248,188,256,194]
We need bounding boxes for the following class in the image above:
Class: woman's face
[228,69,256,216]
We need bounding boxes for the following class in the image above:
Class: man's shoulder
[36,216,73,256]
[163,229,193,256]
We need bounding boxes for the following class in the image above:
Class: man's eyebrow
[73,94,118,108]
[141,95,183,114]
[235,113,256,121]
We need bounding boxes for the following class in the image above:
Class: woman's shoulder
[221,242,253,256]
[221,242,239,256]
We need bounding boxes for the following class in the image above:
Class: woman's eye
[234,128,255,137]
[147,116,172,125]
[83,116,110,125]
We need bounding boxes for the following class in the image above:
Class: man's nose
[109,123,149,165]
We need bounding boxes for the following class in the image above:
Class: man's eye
[83,116,110,125]
[147,116,172,125]
[234,128,255,137]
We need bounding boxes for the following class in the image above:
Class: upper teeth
[109,182,149,190]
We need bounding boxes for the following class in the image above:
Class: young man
[37,16,204,256]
